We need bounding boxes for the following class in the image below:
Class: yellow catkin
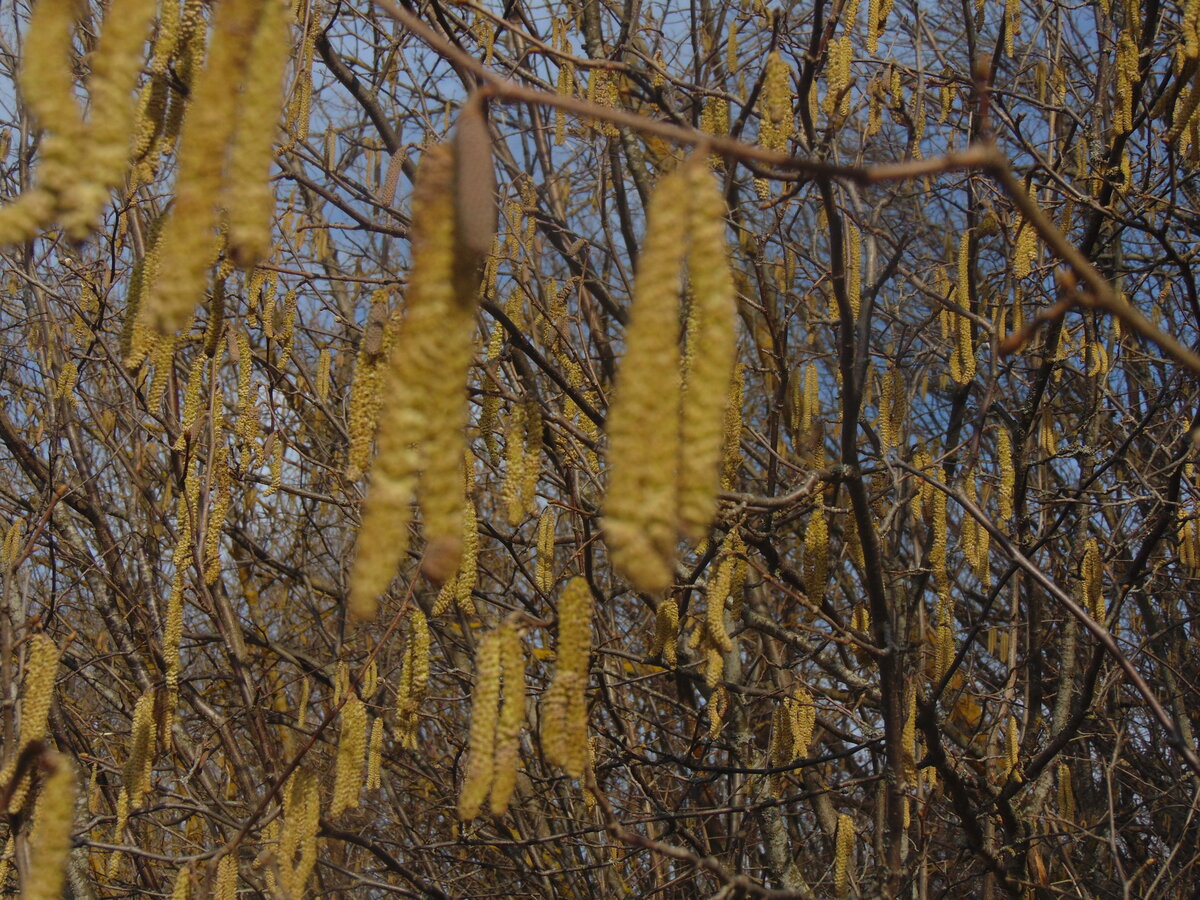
[536,506,556,592]
[459,626,503,820]
[502,401,528,525]
[1082,538,1103,621]
[2,517,24,570]
[803,506,829,600]
[64,0,157,238]
[396,606,430,748]
[169,865,190,900]
[520,399,543,517]
[544,578,593,777]
[845,222,862,319]
[316,348,331,402]
[213,854,237,900]
[555,62,574,145]
[901,684,917,786]
[1005,713,1021,779]
[490,623,526,815]
[722,363,745,488]
[204,450,231,584]
[650,594,679,665]
[125,687,156,809]
[365,717,384,790]
[787,685,815,760]
[279,769,320,898]
[330,692,367,816]
[19,634,58,747]
[351,134,487,614]
[1115,31,1138,134]
[834,813,854,893]
[825,35,853,118]
[997,428,1014,522]
[867,0,881,54]
[148,0,262,334]
[0,0,80,246]
[603,167,689,592]
[757,51,793,197]
[1005,0,1019,56]
[225,0,290,267]
[345,289,394,481]
[708,685,729,738]
[705,556,734,654]
[24,753,77,900]
[1057,762,1076,821]
[679,157,737,540]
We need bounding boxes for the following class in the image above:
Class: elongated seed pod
[24,753,77,900]
[490,623,526,814]
[330,692,367,816]
[225,0,290,268]
[460,626,503,820]
[834,813,854,894]
[679,157,737,540]
[603,167,689,592]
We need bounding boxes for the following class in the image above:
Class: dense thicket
[3,0,1200,897]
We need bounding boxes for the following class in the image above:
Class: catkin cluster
[603,155,737,593]
[143,0,292,336]
[395,607,431,748]
[459,621,526,819]
[541,578,593,778]
[330,690,367,817]
[768,684,816,769]
[350,106,495,619]
[278,769,320,897]
[0,0,156,246]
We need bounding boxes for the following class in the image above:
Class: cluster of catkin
[540,578,593,778]
[349,99,496,620]
[603,154,737,594]
[141,0,292,337]
[459,620,527,819]
[685,530,747,691]
[0,0,156,245]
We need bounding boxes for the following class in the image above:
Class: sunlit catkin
[279,769,320,898]
[997,428,1014,522]
[603,166,688,592]
[546,578,593,778]
[679,157,737,541]
[226,0,290,268]
[213,854,237,900]
[24,753,77,900]
[536,506,556,592]
[490,623,526,815]
[125,687,156,805]
[330,691,367,816]
[803,506,829,600]
[148,0,261,334]
[834,813,854,894]
[650,594,679,665]
[19,634,58,748]
[1082,538,1104,621]
[459,626,502,820]
[345,289,394,481]
[60,0,156,238]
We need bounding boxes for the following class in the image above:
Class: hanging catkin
[489,623,526,815]
[330,690,367,816]
[148,0,262,335]
[679,157,737,541]
[349,116,494,618]
[536,506,556,592]
[603,166,688,592]
[833,813,855,894]
[459,625,503,819]
[24,753,77,900]
[542,578,593,778]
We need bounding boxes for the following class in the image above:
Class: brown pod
[452,93,498,281]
